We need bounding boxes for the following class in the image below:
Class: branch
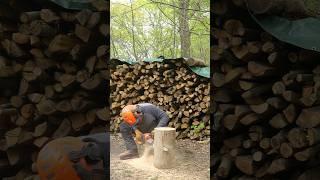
[189,18,210,31]
[149,0,209,13]
[190,31,210,36]
[151,0,206,34]
[155,3,176,25]
[111,2,130,7]
[111,2,153,18]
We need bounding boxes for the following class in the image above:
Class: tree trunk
[130,0,138,61]
[179,0,191,57]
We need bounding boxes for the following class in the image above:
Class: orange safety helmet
[121,111,137,126]
[36,137,91,180]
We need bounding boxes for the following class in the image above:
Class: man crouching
[119,103,169,160]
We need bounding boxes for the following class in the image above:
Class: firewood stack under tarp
[110,58,210,140]
[213,0,320,179]
[0,0,109,179]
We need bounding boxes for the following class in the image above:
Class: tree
[110,0,209,65]
[130,0,138,60]
[178,0,191,57]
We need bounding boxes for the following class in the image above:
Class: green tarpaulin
[49,0,95,10]
[110,58,210,78]
[248,10,320,52]
[189,66,210,79]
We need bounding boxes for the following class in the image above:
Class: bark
[179,0,191,57]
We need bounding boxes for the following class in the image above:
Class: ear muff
[132,116,141,127]
[37,137,84,180]
[121,111,136,126]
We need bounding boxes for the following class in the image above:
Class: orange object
[121,111,137,126]
[37,137,86,180]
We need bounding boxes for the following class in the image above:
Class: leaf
[198,122,205,130]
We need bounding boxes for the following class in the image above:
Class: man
[37,133,109,180]
[119,103,169,160]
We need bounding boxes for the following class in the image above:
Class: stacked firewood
[110,59,210,140]
[0,0,108,179]
[213,0,320,179]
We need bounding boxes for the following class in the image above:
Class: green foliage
[191,122,205,134]
[111,0,209,65]
[305,0,320,16]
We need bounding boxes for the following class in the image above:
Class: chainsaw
[143,133,154,145]
[134,132,154,145]
[134,132,155,157]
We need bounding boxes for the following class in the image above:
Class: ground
[110,133,210,180]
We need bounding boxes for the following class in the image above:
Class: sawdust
[126,144,157,171]
[111,133,210,180]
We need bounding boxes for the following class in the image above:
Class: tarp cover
[109,58,210,78]
[247,5,320,52]
[49,0,95,10]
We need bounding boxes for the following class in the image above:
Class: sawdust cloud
[126,144,158,171]
[126,144,185,171]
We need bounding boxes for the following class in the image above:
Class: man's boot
[119,149,139,160]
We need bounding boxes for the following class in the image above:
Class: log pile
[213,0,320,179]
[110,59,210,140]
[0,0,109,179]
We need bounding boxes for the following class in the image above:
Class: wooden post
[153,127,176,169]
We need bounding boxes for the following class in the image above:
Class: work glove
[134,129,143,145]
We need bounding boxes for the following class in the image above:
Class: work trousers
[120,119,157,150]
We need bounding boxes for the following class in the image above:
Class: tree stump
[153,127,176,169]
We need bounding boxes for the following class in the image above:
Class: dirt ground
[110,133,210,180]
